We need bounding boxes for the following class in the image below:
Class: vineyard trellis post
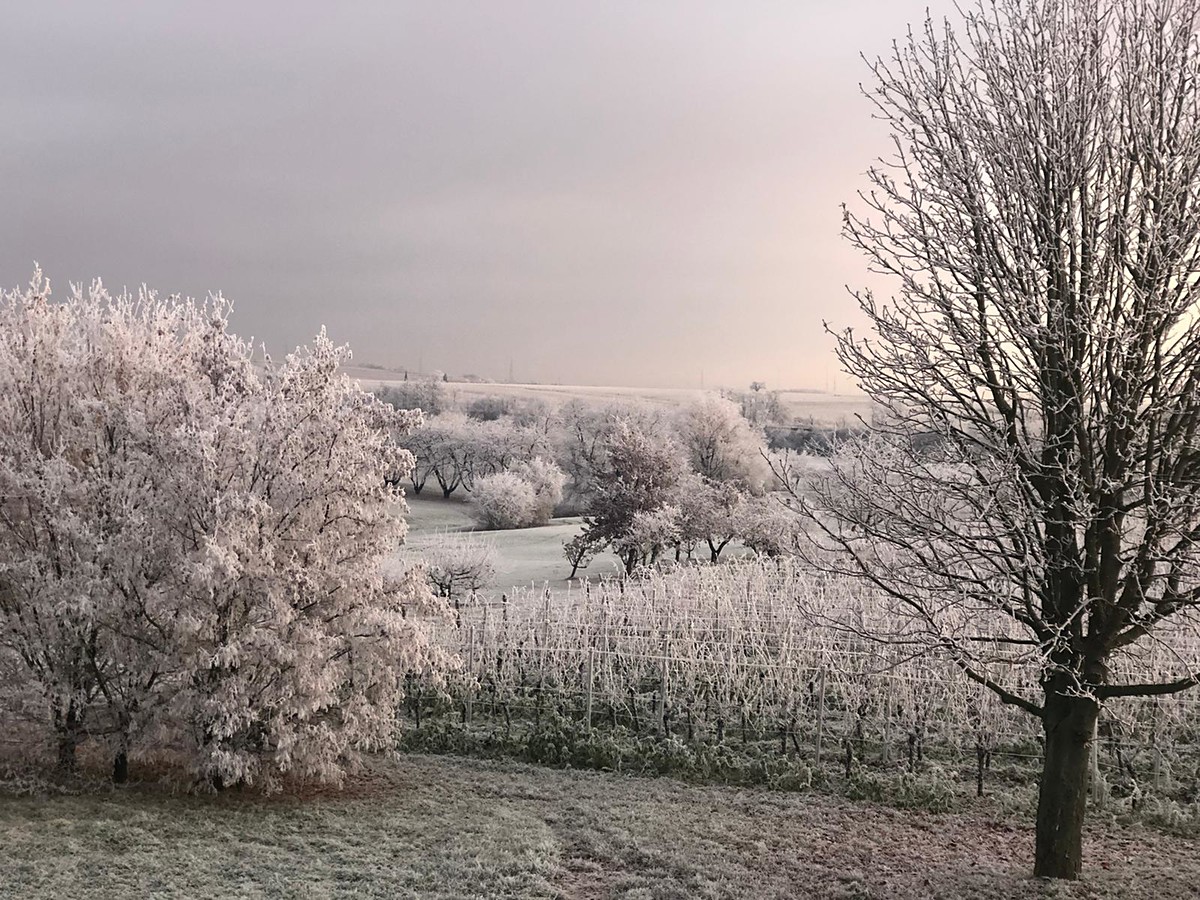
[585,646,595,735]
[660,639,670,736]
[881,675,893,765]
[466,624,475,726]
[815,667,826,767]
[1152,700,1163,791]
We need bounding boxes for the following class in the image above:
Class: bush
[466,395,513,421]
[470,458,565,530]
[471,472,538,529]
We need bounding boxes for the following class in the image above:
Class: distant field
[343,366,871,428]
[3,753,1194,900]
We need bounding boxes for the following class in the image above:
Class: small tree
[469,458,564,530]
[737,496,801,559]
[613,506,681,571]
[513,457,566,523]
[377,376,446,417]
[818,0,1200,879]
[723,385,788,428]
[465,395,513,421]
[675,474,747,563]
[577,421,688,575]
[422,533,497,607]
[563,533,596,580]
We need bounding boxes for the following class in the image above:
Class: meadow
[5,753,1199,900]
[400,492,626,594]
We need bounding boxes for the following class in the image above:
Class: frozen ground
[400,492,625,595]
[2,753,1195,900]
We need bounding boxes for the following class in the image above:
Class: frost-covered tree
[0,271,443,788]
[675,394,770,492]
[401,414,551,499]
[613,505,681,571]
[817,0,1200,878]
[466,419,552,488]
[723,384,788,428]
[575,421,688,575]
[674,475,747,563]
[377,376,447,417]
[563,533,597,580]
[553,399,671,507]
[422,532,497,606]
[736,495,802,559]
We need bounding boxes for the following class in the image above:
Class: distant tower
[508,357,514,384]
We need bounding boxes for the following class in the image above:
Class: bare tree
[813,0,1200,880]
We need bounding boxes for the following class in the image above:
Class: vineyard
[405,560,1200,811]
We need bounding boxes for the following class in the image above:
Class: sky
[0,1,957,390]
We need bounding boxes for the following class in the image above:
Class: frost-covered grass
[2,753,1196,899]
[402,492,625,593]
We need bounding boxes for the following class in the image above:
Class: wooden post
[815,668,826,767]
[585,647,595,735]
[882,677,894,765]
[660,641,670,736]
[466,624,475,726]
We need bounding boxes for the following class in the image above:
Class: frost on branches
[0,270,445,789]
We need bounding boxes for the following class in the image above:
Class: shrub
[471,472,538,529]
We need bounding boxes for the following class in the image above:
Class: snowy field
[400,492,625,595]
[344,366,871,428]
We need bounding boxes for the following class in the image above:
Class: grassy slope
[401,493,625,595]
[2,753,1195,900]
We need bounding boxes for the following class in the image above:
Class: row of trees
[0,275,444,788]
[391,385,791,574]
[397,412,552,499]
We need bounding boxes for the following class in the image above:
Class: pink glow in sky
[0,1,957,389]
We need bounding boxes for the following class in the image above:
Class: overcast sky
[0,1,956,390]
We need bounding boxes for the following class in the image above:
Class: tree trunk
[112,749,129,784]
[1034,690,1099,880]
[56,731,80,775]
[53,700,83,775]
